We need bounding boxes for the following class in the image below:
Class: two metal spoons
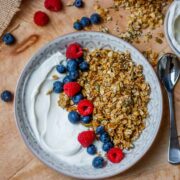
[157,53,180,164]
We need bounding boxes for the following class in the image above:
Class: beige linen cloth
[0,0,22,37]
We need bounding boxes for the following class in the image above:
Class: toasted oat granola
[114,0,172,42]
[94,0,172,43]
[59,49,150,149]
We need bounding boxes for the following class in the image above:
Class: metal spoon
[157,53,180,164]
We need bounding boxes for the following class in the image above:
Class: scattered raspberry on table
[44,0,62,12]
[34,11,49,26]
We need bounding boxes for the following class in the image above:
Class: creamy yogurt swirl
[167,1,180,54]
[25,52,101,166]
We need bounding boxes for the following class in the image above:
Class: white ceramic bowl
[15,32,163,179]
[164,1,180,56]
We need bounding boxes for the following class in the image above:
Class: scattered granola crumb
[143,50,159,67]
[46,89,53,95]
[66,0,74,6]
[144,32,153,42]
[158,32,165,38]
[155,37,163,44]
[99,26,109,33]
[94,0,172,43]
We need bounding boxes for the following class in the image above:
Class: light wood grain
[0,0,180,179]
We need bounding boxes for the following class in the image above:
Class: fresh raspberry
[63,82,81,97]
[44,0,62,12]
[107,148,124,163]
[34,11,49,26]
[78,130,96,147]
[66,43,83,59]
[77,99,94,116]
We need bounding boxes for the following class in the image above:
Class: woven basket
[0,0,22,37]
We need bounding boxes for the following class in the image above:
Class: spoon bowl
[157,53,180,92]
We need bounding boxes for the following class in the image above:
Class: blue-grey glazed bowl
[15,32,163,179]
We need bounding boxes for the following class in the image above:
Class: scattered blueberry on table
[74,0,84,8]
[56,64,66,73]
[90,13,101,24]
[53,81,64,93]
[80,17,91,27]
[92,156,105,168]
[2,33,15,45]
[1,90,13,102]
[72,93,84,104]
[68,111,81,124]
[87,144,97,155]
[73,21,83,30]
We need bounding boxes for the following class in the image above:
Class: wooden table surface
[0,0,180,179]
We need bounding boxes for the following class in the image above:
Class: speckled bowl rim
[164,1,180,56]
[14,31,163,179]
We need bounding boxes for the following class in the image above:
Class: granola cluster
[59,49,151,149]
[113,0,172,42]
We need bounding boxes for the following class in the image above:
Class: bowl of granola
[15,32,163,179]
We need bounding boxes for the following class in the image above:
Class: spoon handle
[167,91,180,164]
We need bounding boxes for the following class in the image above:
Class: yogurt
[167,1,180,55]
[25,52,102,166]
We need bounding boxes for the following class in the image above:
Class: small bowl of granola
[15,32,163,179]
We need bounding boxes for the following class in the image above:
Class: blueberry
[102,141,114,152]
[69,71,79,80]
[73,21,83,30]
[77,57,84,64]
[53,81,64,93]
[99,132,110,143]
[67,60,78,72]
[79,61,89,72]
[1,90,13,102]
[2,33,15,45]
[81,115,92,124]
[72,93,83,104]
[90,13,101,24]
[68,111,80,124]
[96,126,105,135]
[87,144,97,155]
[56,64,66,73]
[92,156,105,168]
[80,17,91,27]
[74,0,84,8]
[63,76,73,84]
